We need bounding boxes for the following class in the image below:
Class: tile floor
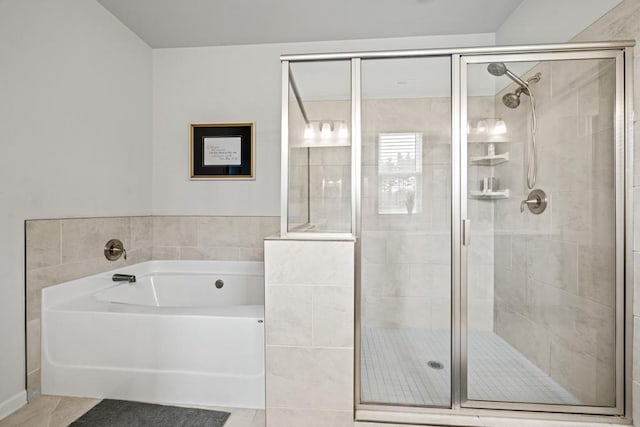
[0,395,265,427]
[361,327,579,406]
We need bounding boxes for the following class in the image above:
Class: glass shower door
[462,51,623,413]
[359,56,452,408]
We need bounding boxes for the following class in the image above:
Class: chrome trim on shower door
[454,53,465,410]
[459,49,626,416]
[280,61,290,237]
[624,45,635,421]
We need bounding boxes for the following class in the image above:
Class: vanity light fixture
[302,121,349,141]
[304,123,315,139]
[320,122,332,139]
[493,119,507,135]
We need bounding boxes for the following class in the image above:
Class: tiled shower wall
[25,215,278,399]
[572,0,640,413]
[491,57,617,405]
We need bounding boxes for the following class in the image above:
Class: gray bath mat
[70,399,230,427]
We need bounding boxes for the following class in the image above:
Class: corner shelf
[469,152,509,166]
[470,189,510,199]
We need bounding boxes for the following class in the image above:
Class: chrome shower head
[502,86,527,109]
[487,62,508,76]
[502,92,521,109]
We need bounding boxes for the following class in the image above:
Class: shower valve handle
[520,197,540,212]
[520,189,548,215]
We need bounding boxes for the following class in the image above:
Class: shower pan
[280,41,634,424]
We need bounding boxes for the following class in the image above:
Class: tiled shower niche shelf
[469,152,509,166]
[470,189,510,199]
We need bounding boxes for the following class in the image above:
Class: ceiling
[96,0,526,48]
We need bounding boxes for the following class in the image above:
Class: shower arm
[504,69,530,92]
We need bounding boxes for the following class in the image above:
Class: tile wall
[570,0,640,418]
[25,215,278,399]
[359,96,494,331]
[264,239,355,427]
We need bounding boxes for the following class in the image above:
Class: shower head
[501,86,527,109]
[502,92,521,109]
[487,62,508,76]
[487,62,530,91]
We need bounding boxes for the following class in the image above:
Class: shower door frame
[458,48,628,417]
[280,40,634,424]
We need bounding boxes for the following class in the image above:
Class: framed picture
[190,123,254,179]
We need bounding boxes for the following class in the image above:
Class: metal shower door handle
[462,219,471,246]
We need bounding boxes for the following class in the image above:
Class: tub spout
[112,274,136,283]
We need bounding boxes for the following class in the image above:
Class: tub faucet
[112,274,136,283]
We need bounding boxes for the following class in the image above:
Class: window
[377,132,423,214]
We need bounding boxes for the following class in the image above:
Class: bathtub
[41,260,265,409]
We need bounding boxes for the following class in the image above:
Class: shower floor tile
[361,327,580,407]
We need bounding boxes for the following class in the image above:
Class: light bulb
[493,119,507,135]
[303,123,314,139]
[320,122,332,139]
[338,122,349,138]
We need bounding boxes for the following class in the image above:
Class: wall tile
[313,287,354,348]
[265,240,353,286]
[26,220,60,271]
[152,216,197,247]
[27,318,40,374]
[494,306,550,374]
[198,217,261,248]
[238,247,265,262]
[266,346,353,411]
[549,335,598,405]
[130,216,152,250]
[526,237,578,294]
[265,286,312,346]
[61,217,130,263]
[151,246,180,259]
[578,243,616,307]
[179,246,240,261]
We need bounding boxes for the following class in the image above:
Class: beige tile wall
[151,216,279,261]
[360,96,494,331]
[490,56,618,405]
[570,0,640,420]
[25,215,278,399]
[264,239,355,427]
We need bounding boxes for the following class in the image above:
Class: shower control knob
[520,189,547,215]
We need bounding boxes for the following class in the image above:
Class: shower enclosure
[280,41,634,423]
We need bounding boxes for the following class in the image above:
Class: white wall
[496,0,622,45]
[0,0,152,415]
[151,33,495,216]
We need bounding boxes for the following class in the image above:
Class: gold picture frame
[189,123,254,180]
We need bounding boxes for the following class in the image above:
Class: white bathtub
[41,260,265,409]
